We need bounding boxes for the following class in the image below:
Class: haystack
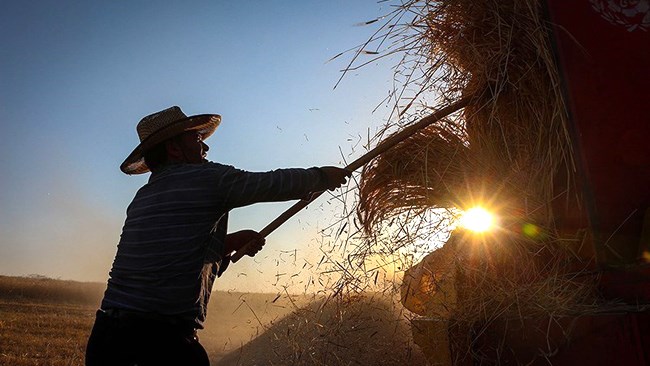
[349,0,611,364]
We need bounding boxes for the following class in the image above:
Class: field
[0,276,425,365]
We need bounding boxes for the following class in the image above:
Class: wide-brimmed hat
[121,106,221,174]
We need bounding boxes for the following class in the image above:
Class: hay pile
[338,0,614,363]
[358,0,574,231]
[217,294,427,366]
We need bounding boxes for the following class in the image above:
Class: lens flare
[460,207,494,233]
[522,223,541,238]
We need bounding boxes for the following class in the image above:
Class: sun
[460,207,495,233]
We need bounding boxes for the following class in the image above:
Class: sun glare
[460,207,494,233]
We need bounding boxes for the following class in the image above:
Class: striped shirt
[101,162,328,328]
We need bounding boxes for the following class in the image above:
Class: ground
[0,276,426,365]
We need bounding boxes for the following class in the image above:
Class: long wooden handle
[231,96,472,262]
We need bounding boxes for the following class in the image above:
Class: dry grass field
[0,276,101,365]
[0,276,425,365]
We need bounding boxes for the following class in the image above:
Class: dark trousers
[85,309,209,366]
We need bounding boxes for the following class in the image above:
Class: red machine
[541,1,649,363]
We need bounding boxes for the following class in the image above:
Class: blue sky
[0,1,401,292]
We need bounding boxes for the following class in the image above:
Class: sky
[0,1,404,293]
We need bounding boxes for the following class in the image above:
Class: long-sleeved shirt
[101,162,328,328]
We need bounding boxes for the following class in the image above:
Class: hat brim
[121,114,221,175]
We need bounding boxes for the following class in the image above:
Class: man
[86,106,350,365]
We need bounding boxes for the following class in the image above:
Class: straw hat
[121,106,221,174]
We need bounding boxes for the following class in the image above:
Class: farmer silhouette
[85,106,349,365]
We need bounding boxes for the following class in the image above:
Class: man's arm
[208,164,350,209]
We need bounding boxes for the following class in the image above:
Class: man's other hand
[225,230,266,257]
[319,166,351,191]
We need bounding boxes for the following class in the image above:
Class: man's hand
[319,166,351,191]
[225,230,266,258]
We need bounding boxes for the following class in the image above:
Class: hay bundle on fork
[359,0,574,231]
[351,0,609,364]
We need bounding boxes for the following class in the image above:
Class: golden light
[460,207,495,233]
